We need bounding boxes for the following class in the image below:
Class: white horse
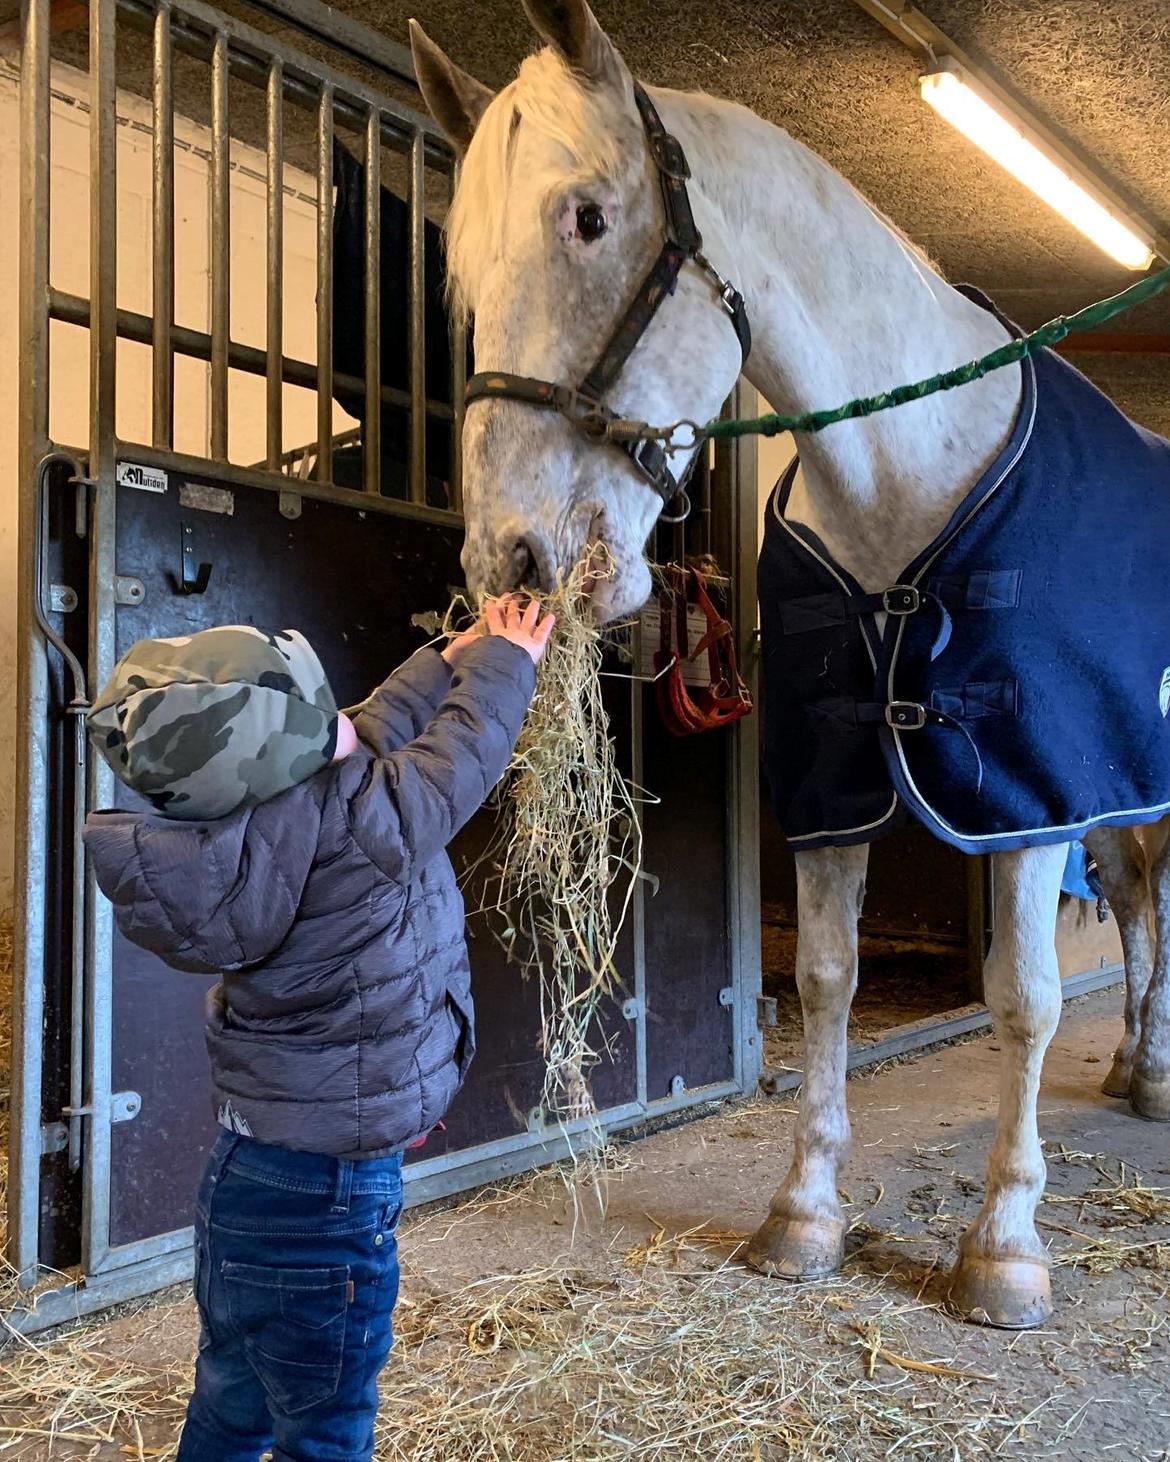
[410,0,1170,1328]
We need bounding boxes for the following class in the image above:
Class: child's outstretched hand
[484,596,556,665]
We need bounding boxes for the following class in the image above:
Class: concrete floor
[4,986,1169,1459]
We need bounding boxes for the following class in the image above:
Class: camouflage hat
[88,626,339,821]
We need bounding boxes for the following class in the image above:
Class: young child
[83,597,554,1462]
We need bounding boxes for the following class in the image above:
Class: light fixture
[920,60,1156,271]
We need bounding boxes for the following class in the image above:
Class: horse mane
[444,49,634,327]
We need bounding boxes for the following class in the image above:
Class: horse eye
[575,203,607,242]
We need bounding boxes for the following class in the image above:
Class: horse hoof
[745,1216,844,1281]
[947,1256,1052,1330]
[1130,1073,1170,1121]
[1100,1059,1132,1099]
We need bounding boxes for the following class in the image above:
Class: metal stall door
[102,476,643,1250]
[12,0,760,1326]
[637,394,762,1114]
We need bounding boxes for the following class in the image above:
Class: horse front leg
[949,843,1065,1329]
[1082,825,1155,1098]
[747,843,867,1280]
[1131,817,1170,1120]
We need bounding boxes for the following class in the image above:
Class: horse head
[411,0,746,620]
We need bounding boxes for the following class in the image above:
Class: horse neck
[660,90,1023,589]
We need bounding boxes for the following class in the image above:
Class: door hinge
[718,985,735,1008]
[756,995,778,1028]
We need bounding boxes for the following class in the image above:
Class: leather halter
[463,83,751,521]
[654,565,753,735]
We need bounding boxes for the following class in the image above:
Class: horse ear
[409,19,495,155]
[521,0,623,85]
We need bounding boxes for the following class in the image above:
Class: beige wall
[0,59,357,913]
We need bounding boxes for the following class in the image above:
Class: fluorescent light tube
[920,63,1155,271]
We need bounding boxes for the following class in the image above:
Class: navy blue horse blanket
[758,291,1170,855]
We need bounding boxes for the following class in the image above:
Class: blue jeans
[177,1133,404,1462]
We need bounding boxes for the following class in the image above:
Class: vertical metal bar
[11,0,53,1287]
[362,110,381,494]
[91,0,117,479]
[209,32,230,461]
[449,158,465,515]
[82,0,120,1278]
[631,669,649,1110]
[701,442,714,560]
[723,383,763,1094]
[265,60,283,471]
[67,707,86,1176]
[709,418,729,569]
[26,467,90,1177]
[315,85,333,483]
[150,2,174,449]
[407,129,426,504]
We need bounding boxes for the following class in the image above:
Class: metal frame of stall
[9,0,764,1331]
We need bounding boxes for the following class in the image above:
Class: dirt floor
[2,986,1169,1460]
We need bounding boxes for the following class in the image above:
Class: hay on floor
[1,1141,1168,1459]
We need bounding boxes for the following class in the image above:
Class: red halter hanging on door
[654,565,753,736]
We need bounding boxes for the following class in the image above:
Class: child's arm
[342,600,554,883]
[349,610,503,756]
[348,645,454,756]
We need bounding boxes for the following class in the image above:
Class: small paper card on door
[637,602,712,688]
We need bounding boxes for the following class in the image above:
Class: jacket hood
[88,626,338,821]
[84,785,323,974]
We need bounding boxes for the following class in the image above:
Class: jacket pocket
[445,982,476,1080]
[222,1261,349,1414]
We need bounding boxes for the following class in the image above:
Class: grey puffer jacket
[84,638,536,1158]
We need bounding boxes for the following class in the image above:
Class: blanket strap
[778,583,953,661]
[852,694,1015,797]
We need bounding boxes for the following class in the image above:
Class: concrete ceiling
[8,0,1169,429]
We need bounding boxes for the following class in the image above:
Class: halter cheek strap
[463,82,751,521]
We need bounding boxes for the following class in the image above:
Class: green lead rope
[703,265,1170,443]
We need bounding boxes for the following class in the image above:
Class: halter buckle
[648,131,691,181]
[696,253,735,310]
[558,388,614,439]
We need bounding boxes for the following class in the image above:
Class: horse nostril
[507,537,544,592]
